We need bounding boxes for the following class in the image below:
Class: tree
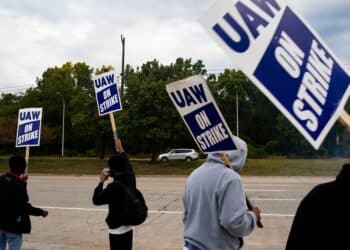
[0,93,21,117]
[210,69,279,146]
[118,58,205,162]
[1,58,349,158]
[70,65,113,157]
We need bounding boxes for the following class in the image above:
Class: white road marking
[40,206,295,217]
[246,190,287,192]
[251,198,299,201]
[42,206,107,212]
[262,214,295,217]
[244,184,289,187]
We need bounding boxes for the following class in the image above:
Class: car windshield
[167,149,194,154]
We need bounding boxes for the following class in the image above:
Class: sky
[0,0,349,93]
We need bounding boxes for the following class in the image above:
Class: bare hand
[42,210,48,217]
[100,172,109,183]
[251,207,261,222]
[21,174,28,183]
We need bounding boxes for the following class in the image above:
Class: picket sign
[92,71,123,153]
[93,71,123,116]
[200,0,350,149]
[15,107,43,172]
[166,75,238,153]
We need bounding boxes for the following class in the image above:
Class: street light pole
[236,87,239,137]
[56,92,65,157]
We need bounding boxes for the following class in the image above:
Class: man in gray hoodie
[183,137,260,250]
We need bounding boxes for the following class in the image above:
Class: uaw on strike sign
[166,75,237,153]
[93,71,122,116]
[16,108,43,147]
[200,0,350,149]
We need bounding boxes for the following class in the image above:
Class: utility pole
[56,92,65,157]
[121,34,126,96]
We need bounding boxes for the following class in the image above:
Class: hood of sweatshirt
[206,136,248,172]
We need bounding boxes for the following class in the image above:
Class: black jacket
[286,165,350,250]
[0,173,45,234]
[92,153,136,229]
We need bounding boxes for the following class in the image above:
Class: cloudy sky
[0,0,349,93]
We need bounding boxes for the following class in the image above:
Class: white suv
[157,149,199,161]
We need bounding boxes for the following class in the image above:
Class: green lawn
[242,158,346,176]
[0,157,348,176]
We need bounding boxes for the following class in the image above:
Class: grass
[241,158,346,176]
[0,157,201,176]
[0,156,348,176]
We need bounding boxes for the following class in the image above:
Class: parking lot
[22,175,333,250]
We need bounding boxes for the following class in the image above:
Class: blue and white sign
[93,71,122,116]
[166,75,237,153]
[200,0,350,149]
[16,108,43,147]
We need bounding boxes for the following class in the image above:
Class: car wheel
[185,157,192,162]
[161,157,168,162]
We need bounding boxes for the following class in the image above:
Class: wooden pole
[25,146,30,174]
[220,152,233,170]
[109,113,119,152]
[339,110,350,133]
[220,152,263,228]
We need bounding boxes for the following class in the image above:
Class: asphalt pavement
[21,175,334,250]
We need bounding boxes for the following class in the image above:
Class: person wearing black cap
[286,164,350,250]
[93,139,137,250]
[0,155,48,250]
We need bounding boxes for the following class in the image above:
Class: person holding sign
[0,155,48,250]
[92,139,147,250]
[183,136,260,250]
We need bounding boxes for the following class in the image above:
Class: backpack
[120,183,148,226]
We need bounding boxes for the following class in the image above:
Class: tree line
[1,58,349,160]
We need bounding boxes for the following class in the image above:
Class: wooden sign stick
[339,110,350,133]
[220,152,263,228]
[25,146,30,174]
[109,113,119,153]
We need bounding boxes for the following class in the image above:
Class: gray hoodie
[183,137,256,250]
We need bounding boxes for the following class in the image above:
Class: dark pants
[109,230,133,250]
[185,242,200,250]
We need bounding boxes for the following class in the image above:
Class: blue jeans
[0,231,22,250]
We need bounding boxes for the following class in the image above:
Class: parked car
[157,149,199,161]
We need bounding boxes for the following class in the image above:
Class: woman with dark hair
[92,139,137,250]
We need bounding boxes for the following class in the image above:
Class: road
[21,175,333,250]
